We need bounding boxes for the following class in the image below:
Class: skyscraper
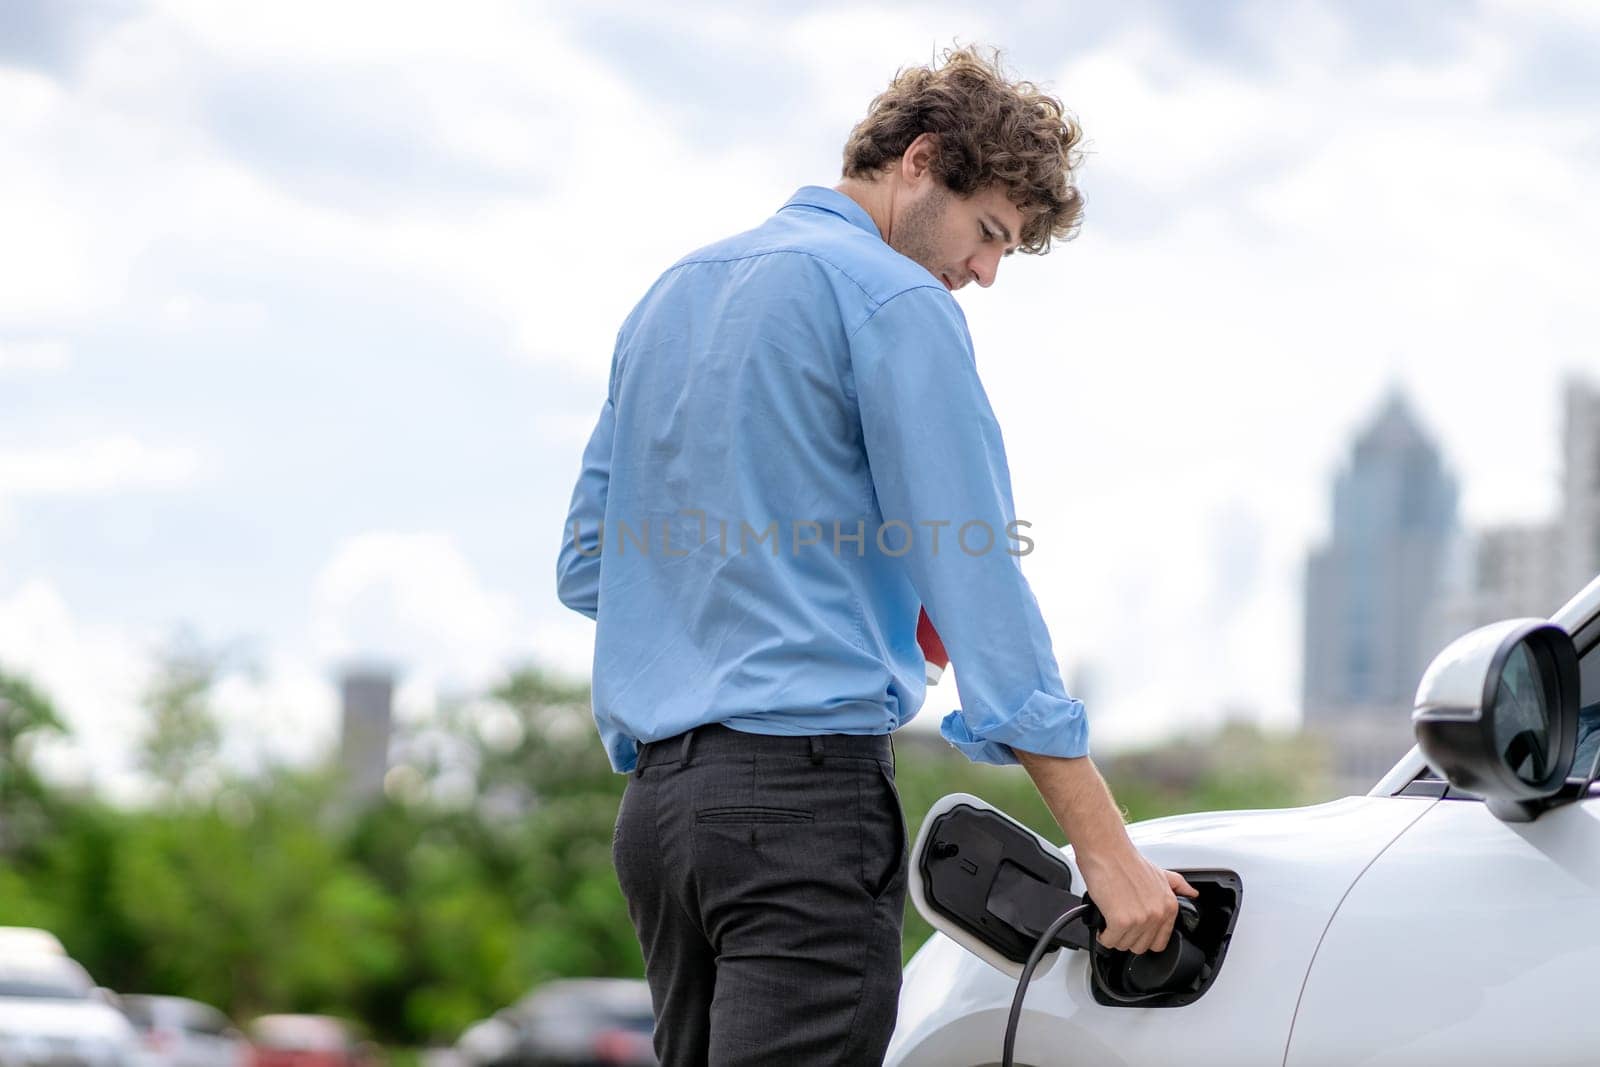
[1561,377,1600,594]
[1434,376,1597,639]
[338,665,395,802]
[1463,523,1565,622]
[1303,391,1460,725]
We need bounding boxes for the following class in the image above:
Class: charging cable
[1001,903,1090,1067]
[1001,899,1201,1064]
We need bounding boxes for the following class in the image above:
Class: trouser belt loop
[681,728,697,767]
[890,735,896,776]
[808,735,824,766]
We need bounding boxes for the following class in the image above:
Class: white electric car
[888,571,1600,1067]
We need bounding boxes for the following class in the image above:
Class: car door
[1286,604,1600,1066]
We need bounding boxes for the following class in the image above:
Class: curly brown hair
[841,44,1085,254]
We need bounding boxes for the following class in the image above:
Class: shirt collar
[780,186,884,241]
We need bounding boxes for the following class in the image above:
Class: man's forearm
[1014,746,1195,953]
[1013,748,1133,856]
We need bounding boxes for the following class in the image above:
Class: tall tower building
[338,665,395,802]
[1466,523,1565,621]
[1303,391,1460,725]
[1561,377,1600,594]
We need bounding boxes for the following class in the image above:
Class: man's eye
[980,225,993,241]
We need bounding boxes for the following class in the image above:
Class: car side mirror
[1413,619,1579,822]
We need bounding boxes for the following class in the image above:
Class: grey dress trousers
[612,722,909,1066]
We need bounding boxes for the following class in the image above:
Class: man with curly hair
[558,44,1195,1065]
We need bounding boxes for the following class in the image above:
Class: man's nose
[967,249,1002,288]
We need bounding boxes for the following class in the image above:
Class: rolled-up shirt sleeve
[848,285,1088,765]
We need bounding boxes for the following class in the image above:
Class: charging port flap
[910,794,1245,1008]
[909,793,1082,978]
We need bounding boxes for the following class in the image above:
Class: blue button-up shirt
[557,185,1088,773]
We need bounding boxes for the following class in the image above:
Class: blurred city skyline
[1302,377,1598,791]
[1,0,1597,800]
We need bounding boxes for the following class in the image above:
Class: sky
[1,0,1596,800]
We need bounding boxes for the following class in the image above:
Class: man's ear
[900,132,941,184]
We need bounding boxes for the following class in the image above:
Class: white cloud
[310,531,521,689]
[0,436,209,496]
[152,0,543,65]
[0,3,796,383]
[0,338,71,373]
[7,529,543,798]
[210,660,339,772]
[156,292,268,333]
[1485,0,1600,30]
[526,617,596,680]
[0,580,150,803]
[0,581,344,799]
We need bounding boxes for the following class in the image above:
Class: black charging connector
[1000,896,1204,1067]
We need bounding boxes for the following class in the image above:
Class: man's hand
[1075,841,1197,954]
[1014,748,1198,954]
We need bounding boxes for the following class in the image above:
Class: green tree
[472,667,638,983]
[292,665,644,1043]
[106,767,401,1019]
[0,666,68,856]
[138,634,224,803]
[343,800,529,1042]
[26,801,144,992]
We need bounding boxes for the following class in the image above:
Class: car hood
[1126,792,1428,853]
[0,997,137,1042]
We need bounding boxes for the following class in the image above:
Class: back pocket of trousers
[696,805,814,824]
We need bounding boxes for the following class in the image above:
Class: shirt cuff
[939,690,1090,766]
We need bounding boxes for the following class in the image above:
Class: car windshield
[613,1012,655,1033]
[121,998,157,1026]
[0,958,95,1000]
[1572,632,1600,779]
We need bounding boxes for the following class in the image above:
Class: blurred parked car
[245,1015,373,1067]
[0,928,65,958]
[458,979,655,1067]
[0,950,140,1066]
[123,994,247,1067]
